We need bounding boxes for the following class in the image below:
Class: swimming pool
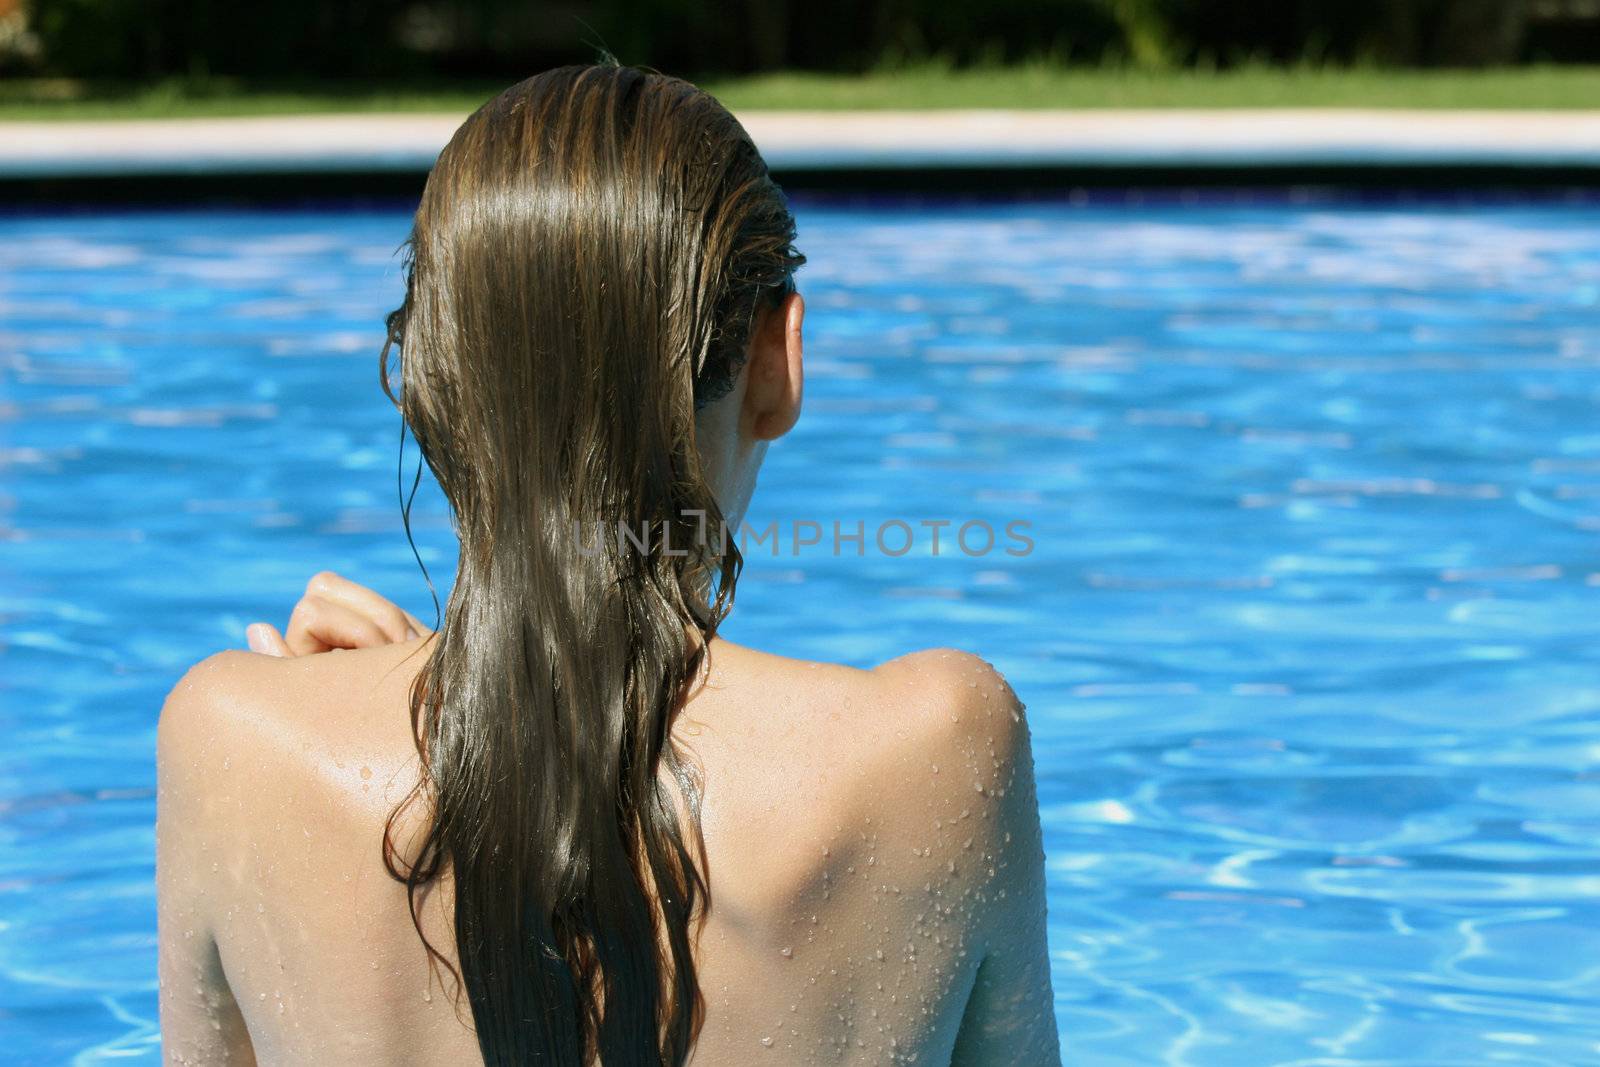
[4,194,1599,1064]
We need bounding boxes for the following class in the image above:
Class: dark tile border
[3,162,1600,214]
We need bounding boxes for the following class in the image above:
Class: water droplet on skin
[931,763,939,774]
[760,1036,774,1048]
[780,947,793,958]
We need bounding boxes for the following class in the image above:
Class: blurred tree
[27,0,421,79]
[0,0,41,72]
[1526,0,1600,62]
[1152,0,1531,67]
[9,0,1584,83]
[1369,0,1531,66]
[874,0,1126,65]
[28,0,154,78]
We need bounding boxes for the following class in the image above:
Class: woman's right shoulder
[720,641,1034,847]
[705,640,1029,785]
[869,646,1023,715]
[697,640,1039,922]
[865,647,1031,781]
[830,647,1042,957]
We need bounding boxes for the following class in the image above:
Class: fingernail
[246,623,274,655]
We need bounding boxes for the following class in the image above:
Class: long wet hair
[377,64,803,1064]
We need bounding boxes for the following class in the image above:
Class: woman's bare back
[157,637,1057,1065]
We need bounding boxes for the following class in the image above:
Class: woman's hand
[245,571,432,657]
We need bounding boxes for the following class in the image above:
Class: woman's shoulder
[869,646,1024,724]
[156,642,432,830]
[692,640,1033,872]
[161,642,390,734]
[160,639,430,729]
[157,650,277,783]
[691,641,1039,975]
[697,640,1027,773]
[704,639,1021,714]
[862,647,1033,822]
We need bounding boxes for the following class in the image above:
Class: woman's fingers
[399,609,429,640]
[301,570,422,643]
[245,622,292,657]
[284,594,391,656]
[246,572,432,658]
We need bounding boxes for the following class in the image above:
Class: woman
[157,64,1056,1065]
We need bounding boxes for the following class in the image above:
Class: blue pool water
[4,195,1600,1064]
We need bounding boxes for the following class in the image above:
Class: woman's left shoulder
[159,651,273,752]
[158,641,431,813]
[160,640,412,731]
[157,650,294,806]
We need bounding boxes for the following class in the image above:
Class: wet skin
[156,637,1057,1064]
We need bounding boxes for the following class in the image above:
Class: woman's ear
[743,290,804,442]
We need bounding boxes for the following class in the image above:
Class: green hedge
[13,0,1568,81]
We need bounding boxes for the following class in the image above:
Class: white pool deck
[3,109,1600,177]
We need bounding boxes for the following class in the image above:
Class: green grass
[0,78,505,120]
[707,64,1600,110]
[2,64,1600,120]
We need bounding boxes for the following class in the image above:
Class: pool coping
[5,109,1600,180]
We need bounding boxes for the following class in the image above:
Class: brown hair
[377,64,803,1063]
